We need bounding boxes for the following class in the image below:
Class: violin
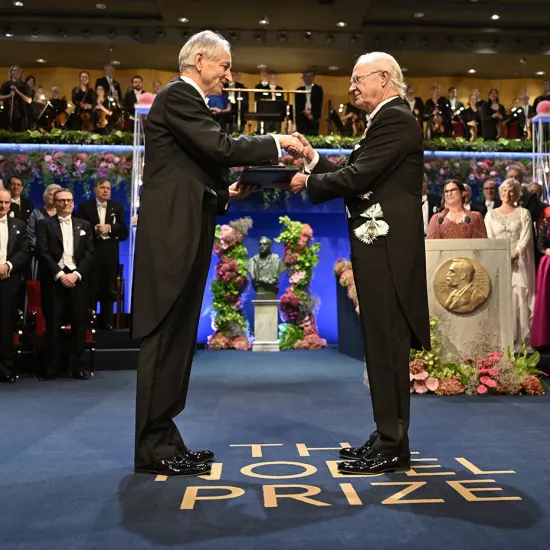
[432,112,444,133]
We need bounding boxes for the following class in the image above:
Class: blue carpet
[1,350,549,550]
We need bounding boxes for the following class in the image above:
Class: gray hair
[43,184,62,202]
[355,52,406,98]
[178,30,231,74]
[0,188,11,199]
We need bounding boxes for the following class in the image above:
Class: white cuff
[304,151,320,174]
[55,270,64,281]
[74,271,82,281]
[272,135,282,158]
[6,261,12,274]
[305,175,310,188]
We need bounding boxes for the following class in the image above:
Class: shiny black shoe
[135,455,212,477]
[0,373,16,383]
[339,440,375,460]
[73,371,90,380]
[338,453,411,475]
[179,445,215,464]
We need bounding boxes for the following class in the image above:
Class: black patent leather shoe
[73,371,90,380]
[179,445,215,464]
[339,440,375,460]
[135,455,212,476]
[0,372,16,383]
[338,453,410,475]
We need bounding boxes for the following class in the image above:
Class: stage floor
[1,350,549,550]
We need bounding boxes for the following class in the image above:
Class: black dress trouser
[0,276,21,377]
[349,224,412,459]
[134,193,217,468]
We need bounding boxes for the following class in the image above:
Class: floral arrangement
[334,258,359,314]
[0,151,132,198]
[276,216,327,350]
[335,258,547,396]
[208,218,254,351]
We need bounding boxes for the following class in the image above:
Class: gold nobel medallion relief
[434,258,490,314]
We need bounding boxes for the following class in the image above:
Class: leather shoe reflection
[338,452,411,475]
[339,439,375,460]
[179,444,215,464]
[135,454,212,477]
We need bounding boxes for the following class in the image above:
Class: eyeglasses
[484,186,496,191]
[444,188,460,195]
[350,70,384,86]
[55,198,74,204]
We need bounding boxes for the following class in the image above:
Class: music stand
[244,113,285,135]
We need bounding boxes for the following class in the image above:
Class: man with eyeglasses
[479,179,501,217]
[287,52,430,476]
[36,189,94,380]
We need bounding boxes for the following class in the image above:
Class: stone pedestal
[252,299,280,352]
[425,239,513,362]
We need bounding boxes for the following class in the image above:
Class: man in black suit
[289,52,430,475]
[7,175,34,223]
[37,189,94,380]
[76,178,128,330]
[95,64,122,103]
[424,84,452,138]
[463,183,482,213]
[123,75,144,118]
[533,79,550,111]
[131,30,301,477]
[404,85,424,130]
[479,179,501,217]
[0,177,21,219]
[422,174,442,235]
[0,189,31,383]
[295,71,323,135]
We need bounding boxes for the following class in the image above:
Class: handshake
[278,133,314,194]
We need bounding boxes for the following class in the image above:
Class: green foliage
[279,323,305,350]
[507,342,543,378]
[0,129,134,145]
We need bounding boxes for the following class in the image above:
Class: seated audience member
[27,184,62,279]
[76,178,128,330]
[479,179,501,216]
[485,179,535,349]
[531,215,550,348]
[0,178,21,219]
[0,189,31,383]
[7,175,34,223]
[463,183,482,213]
[37,189,94,380]
[422,174,442,236]
[426,179,487,239]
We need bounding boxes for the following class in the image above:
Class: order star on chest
[354,203,390,244]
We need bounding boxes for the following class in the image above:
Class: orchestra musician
[92,85,114,133]
[123,76,144,118]
[481,89,506,140]
[404,84,424,130]
[50,86,68,126]
[95,64,122,103]
[460,93,482,141]
[424,84,452,138]
[448,87,466,138]
[0,65,32,131]
[70,71,96,131]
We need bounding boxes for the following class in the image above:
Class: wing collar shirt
[56,215,81,281]
[96,200,110,239]
[0,214,12,273]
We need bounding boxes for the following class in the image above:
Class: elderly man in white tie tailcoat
[287,52,430,475]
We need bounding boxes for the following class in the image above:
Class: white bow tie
[0,216,7,225]
[97,203,107,208]
[59,216,71,224]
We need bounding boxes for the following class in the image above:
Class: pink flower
[301,223,313,239]
[477,385,488,395]
[289,271,306,284]
[426,377,439,392]
[412,370,429,381]
[293,158,304,168]
[413,380,428,394]
[44,155,53,163]
[138,92,156,105]
[480,376,497,388]
[536,100,550,115]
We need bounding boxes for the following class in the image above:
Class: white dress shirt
[422,195,429,235]
[96,200,110,240]
[407,99,416,112]
[485,200,495,212]
[304,84,313,111]
[56,215,80,281]
[0,215,12,272]
[11,197,21,206]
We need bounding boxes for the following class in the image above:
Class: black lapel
[107,200,115,223]
[73,219,82,252]
[90,201,101,226]
[7,220,19,256]
[52,217,63,244]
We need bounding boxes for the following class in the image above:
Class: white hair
[179,30,231,74]
[43,183,62,202]
[355,52,406,98]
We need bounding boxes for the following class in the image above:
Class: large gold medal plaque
[433,257,490,314]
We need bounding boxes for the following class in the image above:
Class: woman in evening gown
[485,179,536,349]
[531,216,550,348]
